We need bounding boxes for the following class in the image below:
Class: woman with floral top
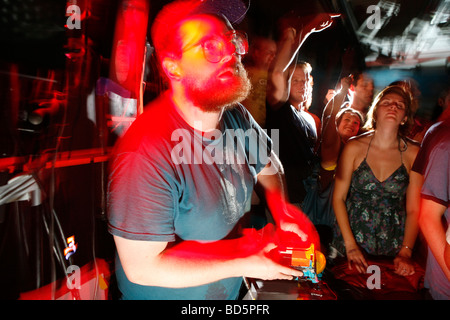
[332,84,422,276]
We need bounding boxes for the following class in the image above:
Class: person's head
[289,61,312,107]
[435,85,450,121]
[335,107,363,142]
[247,36,276,69]
[389,78,421,114]
[150,0,251,112]
[352,72,374,112]
[364,85,414,137]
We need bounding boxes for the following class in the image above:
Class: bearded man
[107,0,318,300]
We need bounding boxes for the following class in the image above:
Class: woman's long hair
[363,85,415,138]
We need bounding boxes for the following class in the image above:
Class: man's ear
[162,58,182,80]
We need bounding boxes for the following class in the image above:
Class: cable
[32,171,82,300]
[90,168,100,300]
[44,68,70,299]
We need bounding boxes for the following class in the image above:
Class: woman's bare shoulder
[346,131,373,149]
[404,136,420,149]
[403,136,421,163]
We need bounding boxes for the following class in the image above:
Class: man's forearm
[267,28,310,108]
[115,229,302,288]
[256,152,288,201]
[149,241,250,288]
[115,235,258,288]
[419,198,450,280]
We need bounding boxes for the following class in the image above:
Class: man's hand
[308,13,341,33]
[278,12,340,40]
[265,189,320,251]
[229,224,304,281]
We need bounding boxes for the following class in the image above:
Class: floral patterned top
[333,140,409,257]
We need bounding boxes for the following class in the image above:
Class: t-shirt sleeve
[411,145,427,174]
[412,121,441,174]
[107,150,178,242]
[421,143,450,207]
[233,104,273,175]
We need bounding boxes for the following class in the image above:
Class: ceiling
[0,0,448,69]
[240,0,449,118]
[240,0,450,69]
[342,0,450,68]
[0,0,448,117]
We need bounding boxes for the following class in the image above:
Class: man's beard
[183,62,251,112]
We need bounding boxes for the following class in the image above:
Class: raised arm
[266,13,339,109]
[320,76,352,167]
[266,27,301,109]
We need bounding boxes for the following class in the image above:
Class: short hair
[353,72,373,86]
[363,85,414,137]
[438,84,450,100]
[297,60,312,75]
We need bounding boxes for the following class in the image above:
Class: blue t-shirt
[107,92,272,299]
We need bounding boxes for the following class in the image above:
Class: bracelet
[402,245,413,251]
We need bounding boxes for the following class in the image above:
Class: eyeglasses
[182,30,248,63]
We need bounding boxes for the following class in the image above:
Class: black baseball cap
[185,0,249,25]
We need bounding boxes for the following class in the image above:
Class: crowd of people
[106,0,449,300]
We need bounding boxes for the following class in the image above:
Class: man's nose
[228,41,241,56]
[220,44,239,63]
[220,50,236,64]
